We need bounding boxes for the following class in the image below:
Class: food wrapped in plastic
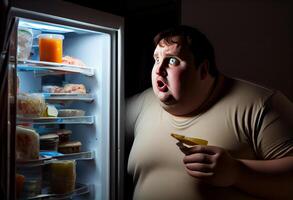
[17,93,47,118]
[42,85,64,93]
[16,126,40,160]
[58,109,85,117]
[50,160,76,194]
[17,28,33,60]
[63,84,86,94]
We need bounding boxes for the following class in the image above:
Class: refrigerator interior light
[19,19,75,33]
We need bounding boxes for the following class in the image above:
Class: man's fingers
[183,153,213,164]
[185,163,213,172]
[176,142,190,154]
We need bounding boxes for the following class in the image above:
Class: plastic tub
[50,160,76,194]
[17,27,33,60]
[40,133,59,151]
[38,34,64,63]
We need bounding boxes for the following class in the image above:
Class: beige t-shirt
[126,77,293,200]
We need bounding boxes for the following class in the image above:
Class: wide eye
[154,57,160,64]
[169,57,179,65]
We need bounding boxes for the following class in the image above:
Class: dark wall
[182,0,293,100]
[124,2,181,97]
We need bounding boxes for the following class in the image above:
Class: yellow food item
[171,133,208,146]
[45,104,58,117]
[50,160,76,194]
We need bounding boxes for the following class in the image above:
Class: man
[126,25,293,200]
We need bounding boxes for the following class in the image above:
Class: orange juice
[38,34,64,63]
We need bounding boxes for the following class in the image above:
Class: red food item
[63,84,86,94]
[16,174,25,197]
[62,56,85,67]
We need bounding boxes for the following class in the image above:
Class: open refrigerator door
[1,1,124,199]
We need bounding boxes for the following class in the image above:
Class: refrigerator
[0,0,125,199]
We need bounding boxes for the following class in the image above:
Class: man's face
[151,36,204,115]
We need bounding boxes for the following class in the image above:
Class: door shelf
[42,93,94,102]
[26,183,91,200]
[17,59,95,76]
[17,116,95,125]
[17,151,95,168]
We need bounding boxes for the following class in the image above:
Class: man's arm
[182,145,293,199]
[235,156,293,199]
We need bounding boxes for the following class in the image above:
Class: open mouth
[157,80,168,92]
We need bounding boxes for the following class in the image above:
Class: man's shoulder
[227,78,275,106]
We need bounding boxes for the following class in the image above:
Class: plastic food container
[50,160,76,194]
[17,93,47,118]
[52,129,72,143]
[17,28,33,60]
[58,109,85,117]
[16,126,40,160]
[58,141,81,154]
[40,133,59,151]
[38,34,64,63]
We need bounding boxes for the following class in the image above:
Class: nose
[155,61,167,77]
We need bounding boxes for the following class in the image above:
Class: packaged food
[58,109,85,117]
[62,56,86,67]
[51,129,72,143]
[50,160,76,194]
[38,34,64,63]
[22,179,42,197]
[17,27,33,60]
[17,93,47,118]
[63,84,86,94]
[40,133,59,151]
[58,141,81,154]
[44,104,58,117]
[16,174,25,198]
[42,85,64,93]
[16,126,40,160]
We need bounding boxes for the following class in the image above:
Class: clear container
[16,126,40,160]
[17,27,33,60]
[38,34,64,63]
[40,133,59,151]
[50,160,76,194]
[17,93,47,118]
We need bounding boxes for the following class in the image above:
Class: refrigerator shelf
[42,93,94,102]
[16,151,95,168]
[17,59,95,76]
[17,116,95,125]
[26,183,91,200]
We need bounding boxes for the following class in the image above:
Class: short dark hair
[154,25,218,77]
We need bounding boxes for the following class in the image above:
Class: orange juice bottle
[38,34,64,63]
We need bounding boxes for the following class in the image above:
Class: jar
[38,34,64,63]
[17,27,33,60]
[50,160,76,194]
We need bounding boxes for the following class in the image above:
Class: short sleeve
[125,89,152,139]
[256,92,293,159]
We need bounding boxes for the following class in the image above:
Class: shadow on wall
[182,0,293,100]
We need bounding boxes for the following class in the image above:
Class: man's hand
[177,143,241,187]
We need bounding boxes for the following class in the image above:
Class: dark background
[65,0,181,98]
[65,0,293,100]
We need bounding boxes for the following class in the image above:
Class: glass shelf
[17,59,95,76]
[17,116,95,125]
[16,151,95,168]
[42,93,94,102]
[26,183,91,200]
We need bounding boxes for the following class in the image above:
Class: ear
[199,60,209,80]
